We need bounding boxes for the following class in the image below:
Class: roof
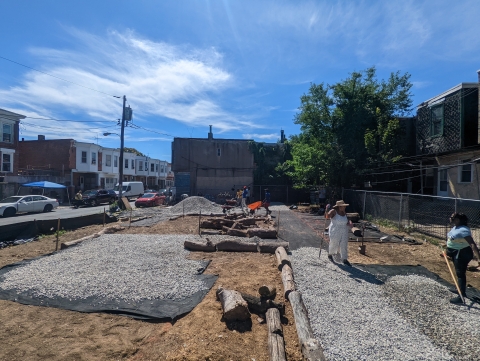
[417,82,479,108]
[0,108,26,120]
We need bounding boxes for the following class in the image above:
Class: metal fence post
[362,191,367,219]
[398,194,403,229]
[454,197,457,214]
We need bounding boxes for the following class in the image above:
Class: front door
[437,168,448,197]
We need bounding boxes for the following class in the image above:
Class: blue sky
[1,0,479,161]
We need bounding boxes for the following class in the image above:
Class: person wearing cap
[325,200,352,266]
[263,188,271,215]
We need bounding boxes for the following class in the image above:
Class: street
[0,201,136,226]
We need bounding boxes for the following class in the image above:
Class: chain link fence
[343,189,480,240]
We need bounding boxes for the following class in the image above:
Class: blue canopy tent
[20,181,70,205]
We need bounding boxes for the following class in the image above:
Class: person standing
[246,187,251,204]
[241,186,248,209]
[446,213,480,304]
[73,190,83,208]
[326,200,352,266]
[263,188,271,215]
[236,189,242,206]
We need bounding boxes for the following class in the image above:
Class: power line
[0,55,120,98]
[128,123,176,137]
[1,113,118,124]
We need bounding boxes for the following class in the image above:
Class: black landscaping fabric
[356,264,480,302]
[277,210,324,250]
[0,254,217,320]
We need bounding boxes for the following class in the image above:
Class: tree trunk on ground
[216,287,251,321]
[226,228,248,237]
[258,241,289,254]
[266,308,287,361]
[275,247,291,271]
[280,264,295,298]
[288,291,326,361]
[216,239,258,252]
[247,228,277,239]
[239,292,285,316]
[184,239,216,252]
[259,285,277,299]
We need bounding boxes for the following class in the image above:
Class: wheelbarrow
[247,201,263,215]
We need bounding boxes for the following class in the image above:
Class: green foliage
[124,147,145,156]
[285,67,412,187]
[249,140,292,185]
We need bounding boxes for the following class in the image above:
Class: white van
[114,182,145,199]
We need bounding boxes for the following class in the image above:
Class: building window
[156,164,158,172]
[161,167,164,173]
[114,156,118,167]
[430,104,444,137]
[105,155,112,167]
[131,159,135,169]
[2,153,11,172]
[81,151,87,163]
[438,168,448,192]
[217,148,221,156]
[151,163,155,172]
[125,159,129,168]
[139,161,143,171]
[91,152,97,165]
[2,124,12,143]
[459,161,472,183]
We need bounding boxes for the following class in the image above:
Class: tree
[123,147,145,156]
[283,67,412,188]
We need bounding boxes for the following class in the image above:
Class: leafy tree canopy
[282,66,413,188]
[123,147,145,156]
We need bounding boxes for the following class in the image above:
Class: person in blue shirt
[446,212,480,304]
[263,188,271,215]
[241,186,248,210]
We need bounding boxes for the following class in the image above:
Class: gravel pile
[289,247,480,361]
[0,234,212,303]
[169,196,223,215]
[268,202,290,212]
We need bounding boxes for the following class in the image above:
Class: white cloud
[242,133,278,140]
[0,29,261,134]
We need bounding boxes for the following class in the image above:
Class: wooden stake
[443,250,465,303]
[129,209,132,228]
[198,211,201,236]
[103,207,106,227]
[183,201,185,218]
[55,218,61,251]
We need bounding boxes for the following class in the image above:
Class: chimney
[208,125,213,140]
[38,135,45,141]
[280,129,285,143]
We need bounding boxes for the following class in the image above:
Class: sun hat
[333,200,349,209]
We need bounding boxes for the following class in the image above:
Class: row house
[369,70,480,200]
[10,134,172,200]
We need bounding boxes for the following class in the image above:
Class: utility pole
[118,95,126,202]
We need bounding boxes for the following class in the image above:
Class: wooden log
[239,292,285,316]
[351,227,363,237]
[200,220,222,229]
[216,239,258,252]
[258,241,289,254]
[232,222,245,230]
[237,218,257,226]
[266,308,287,361]
[280,264,295,298]
[288,291,327,361]
[60,225,124,249]
[247,228,277,239]
[258,285,277,299]
[227,228,248,237]
[275,247,291,271]
[347,212,360,223]
[216,287,251,321]
[184,239,216,252]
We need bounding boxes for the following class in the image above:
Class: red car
[134,192,165,207]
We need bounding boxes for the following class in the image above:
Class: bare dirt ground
[0,216,303,361]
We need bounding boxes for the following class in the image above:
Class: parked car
[81,189,117,207]
[0,195,59,217]
[135,192,165,207]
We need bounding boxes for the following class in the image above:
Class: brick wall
[18,139,75,173]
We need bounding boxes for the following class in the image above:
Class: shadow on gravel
[335,263,384,285]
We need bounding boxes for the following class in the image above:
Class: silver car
[0,195,59,217]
